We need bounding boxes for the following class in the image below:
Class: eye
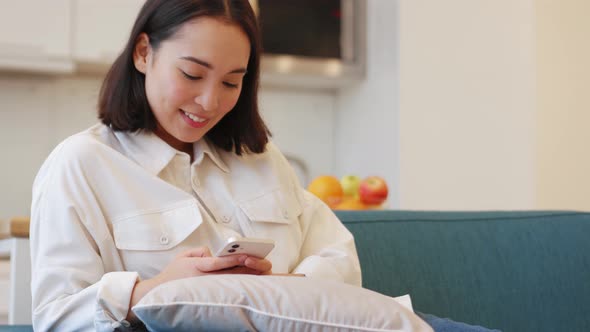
[223,82,239,89]
[180,70,201,81]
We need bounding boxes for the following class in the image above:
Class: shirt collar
[193,138,230,173]
[114,129,230,175]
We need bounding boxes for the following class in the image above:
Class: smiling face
[133,17,251,154]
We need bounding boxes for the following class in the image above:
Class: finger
[216,266,262,275]
[180,247,212,258]
[195,255,247,272]
[244,257,272,273]
[178,247,211,257]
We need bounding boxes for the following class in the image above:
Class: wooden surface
[9,217,29,238]
[0,219,8,240]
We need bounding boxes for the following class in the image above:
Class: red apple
[359,176,388,205]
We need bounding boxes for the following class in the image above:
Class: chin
[173,124,203,141]
[180,131,207,143]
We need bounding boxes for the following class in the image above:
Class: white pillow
[132,275,433,332]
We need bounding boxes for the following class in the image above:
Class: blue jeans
[416,312,502,332]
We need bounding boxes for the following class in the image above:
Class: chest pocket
[112,200,202,251]
[239,188,303,225]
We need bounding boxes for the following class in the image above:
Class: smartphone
[215,236,275,259]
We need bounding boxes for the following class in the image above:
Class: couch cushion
[335,210,590,332]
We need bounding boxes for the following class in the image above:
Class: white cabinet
[73,0,145,65]
[0,259,8,324]
[0,0,74,73]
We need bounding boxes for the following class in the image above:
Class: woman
[30,0,497,331]
[31,1,359,330]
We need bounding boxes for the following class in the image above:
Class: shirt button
[222,215,230,223]
[160,235,169,245]
[283,210,289,218]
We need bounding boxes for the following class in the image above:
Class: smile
[182,110,207,123]
[180,110,210,128]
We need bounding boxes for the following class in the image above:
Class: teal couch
[336,210,590,332]
[2,210,589,332]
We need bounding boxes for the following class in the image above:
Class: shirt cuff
[293,256,347,283]
[95,271,139,331]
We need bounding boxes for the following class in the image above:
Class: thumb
[178,247,212,258]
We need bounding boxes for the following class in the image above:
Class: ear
[133,33,151,74]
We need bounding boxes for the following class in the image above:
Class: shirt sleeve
[30,141,138,332]
[292,190,363,286]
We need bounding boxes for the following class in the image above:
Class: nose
[194,85,219,112]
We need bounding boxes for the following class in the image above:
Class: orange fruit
[307,175,344,208]
[333,197,368,210]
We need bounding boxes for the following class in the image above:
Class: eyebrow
[180,56,247,74]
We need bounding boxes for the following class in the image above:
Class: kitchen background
[1,0,590,219]
[1,0,589,323]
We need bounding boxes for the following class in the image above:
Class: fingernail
[238,255,247,264]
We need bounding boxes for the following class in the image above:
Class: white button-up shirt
[30,123,361,331]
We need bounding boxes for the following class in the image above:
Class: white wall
[0,76,99,220]
[398,0,537,210]
[535,0,590,210]
[260,87,336,187]
[335,0,400,208]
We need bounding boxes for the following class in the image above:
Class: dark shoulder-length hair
[98,0,270,155]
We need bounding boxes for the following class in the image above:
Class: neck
[154,126,194,161]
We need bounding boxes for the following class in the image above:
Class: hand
[225,255,273,275]
[153,246,272,281]
[127,247,272,320]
